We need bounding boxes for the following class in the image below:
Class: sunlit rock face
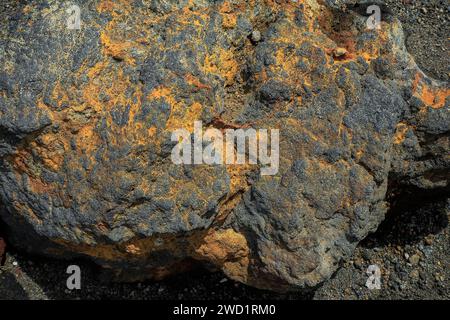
[0,0,448,292]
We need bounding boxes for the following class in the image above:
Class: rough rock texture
[0,0,448,292]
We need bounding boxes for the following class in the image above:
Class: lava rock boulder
[0,0,448,292]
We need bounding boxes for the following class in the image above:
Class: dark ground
[0,0,449,300]
[383,0,449,82]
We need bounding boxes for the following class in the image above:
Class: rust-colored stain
[412,73,450,109]
[393,122,409,145]
[50,227,250,283]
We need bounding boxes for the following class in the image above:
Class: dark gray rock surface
[0,0,448,292]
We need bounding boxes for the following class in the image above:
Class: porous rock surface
[0,0,448,292]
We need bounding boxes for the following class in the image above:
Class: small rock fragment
[424,236,434,246]
[408,254,420,266]
[333,47,348,57]
[251,30,262,43]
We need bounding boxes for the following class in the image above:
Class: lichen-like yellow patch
[194,229,249,282]
[393,122,409,145]
[412,73,449,109]
[146,87,204,132]
[202,49,239,86]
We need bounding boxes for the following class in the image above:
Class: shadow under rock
[13,253,313,300]
[361,185,449,248]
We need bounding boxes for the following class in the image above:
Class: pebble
[251,30,262,43]
[434,273,444,282]
[410,269,419,279]
[333,47,348,57]
[421,246,433,258]
[408,254,420,266]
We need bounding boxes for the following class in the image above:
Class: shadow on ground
[362,186,449,248]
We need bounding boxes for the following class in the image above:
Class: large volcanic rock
[0,0,448,291]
